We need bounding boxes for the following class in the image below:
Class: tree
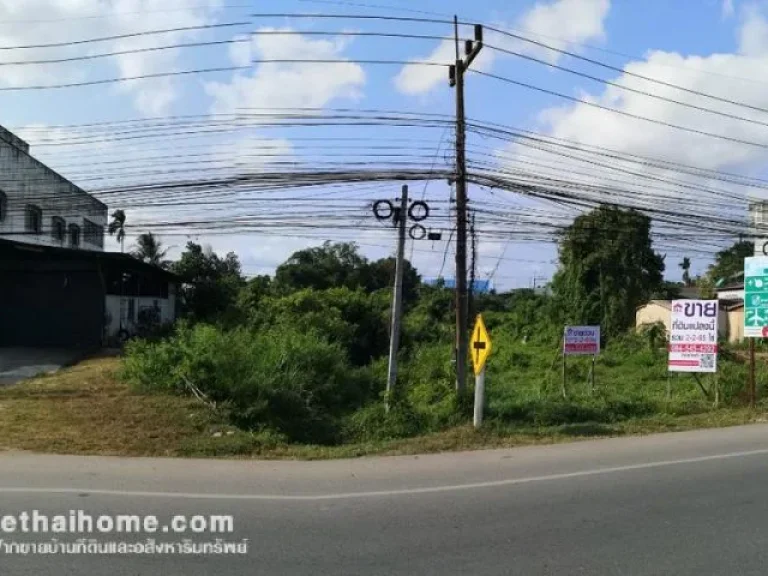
[238,275,273,311]
[364,256,421,307]
[273,241,422,301]
[679,257,692,286]
[172,242,245,322]
[551,205,665,338]
[108,210,126,252]
[706,240,753,286]
[274,241,369,293]
[133,232,168,268]
[251,287,390,366]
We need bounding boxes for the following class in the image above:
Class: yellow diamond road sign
[471,314,492,376]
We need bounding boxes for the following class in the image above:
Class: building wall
[0,270,104,348]
[717,289,744,301]
[726,309,745,343]
[636,302,737,342]
[105,290,177,339]
[0,133,107,251]
[636,303,672,335]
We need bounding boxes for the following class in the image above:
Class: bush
[121,324,364,443]
[343,401,427,443]
[401,343,462,427]
[248,288,390,366]
[487,398,657,426]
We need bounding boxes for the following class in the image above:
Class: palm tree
[679,257,692,287]
[133,232,168,268]
[107,209,126,252]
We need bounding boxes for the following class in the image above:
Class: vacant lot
[0,356,766,459]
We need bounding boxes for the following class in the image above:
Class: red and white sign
[563,326,600,356]
[668,300,718,373]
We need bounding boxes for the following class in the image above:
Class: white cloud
[0,0,223,115]
[723,0,736,18]
[495,6,768,259]
[205,28,366,113]
[394,32,496,96]
[739,3,768,55]
[394,0,610,95]
[516,0,610,63]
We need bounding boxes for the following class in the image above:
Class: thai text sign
[744,256,768,338]
[668,300,718,373]
[563,326,600,356]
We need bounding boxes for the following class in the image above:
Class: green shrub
[121,324,363,443]
[343,401,427,443]
[248,288,390,366]
[401,344,462,427]
[487,398,657,426]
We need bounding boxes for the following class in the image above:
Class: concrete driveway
[0,348,85,386]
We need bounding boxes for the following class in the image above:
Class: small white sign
[668,300,718,373]
[563,326,600,356]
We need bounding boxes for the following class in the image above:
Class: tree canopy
[132,232,168,268]
[108,210,126,251]
[274,241,420,304]
[172,242,245,322]
[551,205,665,338]
[706,240,753,286]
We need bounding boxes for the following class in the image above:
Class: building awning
[0,237,178,281]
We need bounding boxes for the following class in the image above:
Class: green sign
[744,257,768,337]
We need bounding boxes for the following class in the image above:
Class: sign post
[744,257,768,338]
[562,326,600,397]
[668,300,719,374]
[744,257,768,407]
[471,315,492,429]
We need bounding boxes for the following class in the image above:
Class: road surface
[2,424,768,574]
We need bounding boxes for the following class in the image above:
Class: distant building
[0,125,107,251]
[636,299,743,343]
[425,278,493,293]
[749,199,768,256]
[716,282,744,302]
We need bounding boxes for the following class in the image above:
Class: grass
[0,355,767,460]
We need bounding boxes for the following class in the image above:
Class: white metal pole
[473,367,485,428]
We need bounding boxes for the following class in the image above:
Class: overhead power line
[473,70,768,150]
[0,21,250,50]
[479,23,768,117]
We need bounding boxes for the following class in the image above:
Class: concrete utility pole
[449,17,483,395]
[386,185,409,410]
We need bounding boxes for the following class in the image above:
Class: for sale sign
[563,326,600,356]
[668,300,718,373]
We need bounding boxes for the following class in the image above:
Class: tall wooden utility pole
[449,18,483,394]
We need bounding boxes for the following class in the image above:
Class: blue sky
[2,0,766,287]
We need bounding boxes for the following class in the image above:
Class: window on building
[69,224,81,248]
[51,216,66,242]
[83,219,104,248]
[0,190,6,223]
[24,205,42,235]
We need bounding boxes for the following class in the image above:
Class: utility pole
[449,17,483,394]
[469,210,477,325]
[386,185,408,411]
[749,338,756,409]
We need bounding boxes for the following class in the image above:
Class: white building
[749,199,768,257]
[0,125,178,348]
[0,125,107,251]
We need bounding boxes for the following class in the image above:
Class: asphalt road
[3,425,768,575]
